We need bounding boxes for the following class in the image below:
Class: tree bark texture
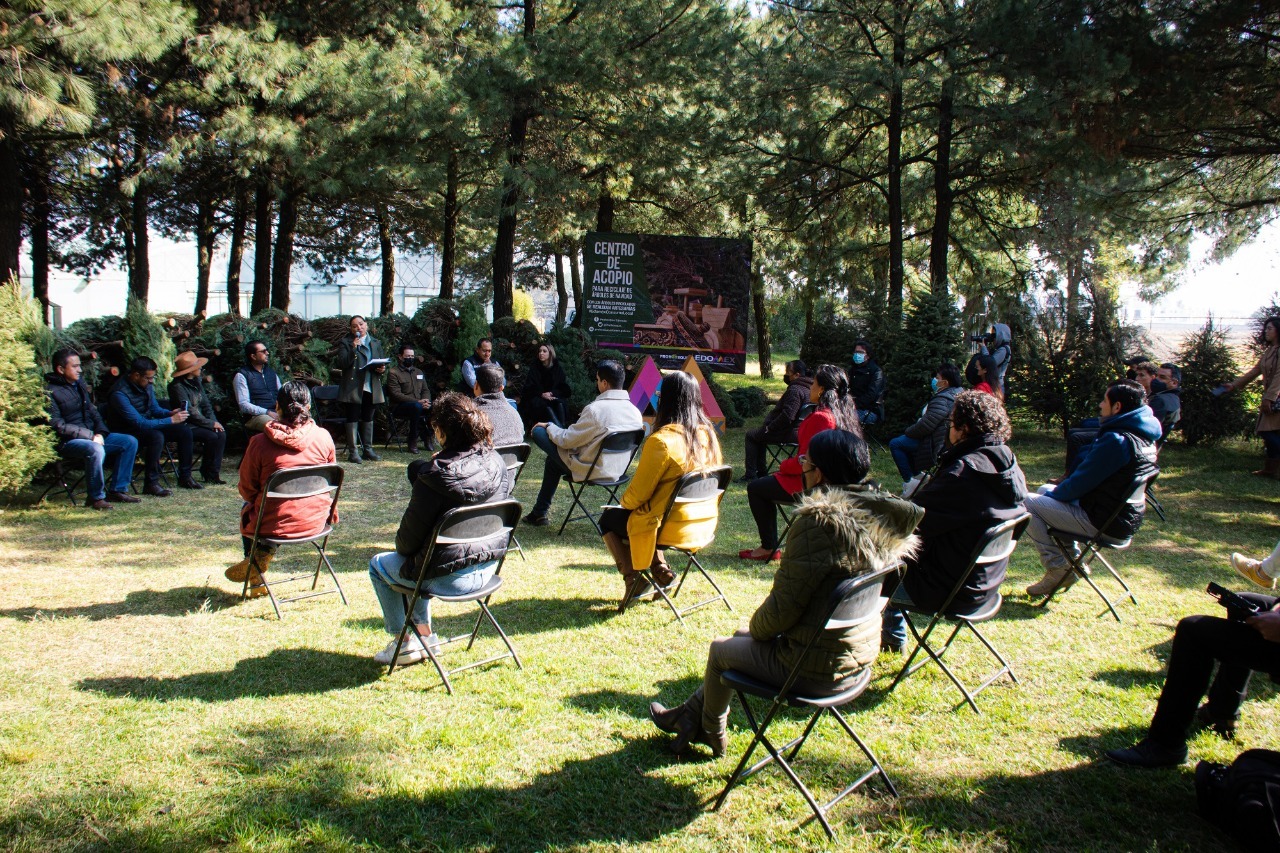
[492,107,529,320]
[596,191,615,233]
[28,154,51,324]
[751,268,773,379]
[0,132,20,288]
[440,148,458,300]
[886,0,906,324]
[252,183,272,315]
[569,249,583,327]
[271,186,297,311]
[129,179,151,306]
[377,205,395,316]
[226,187,249,315]
[194,194,215,317]
[554,252,568,325]
[929,73,954,298]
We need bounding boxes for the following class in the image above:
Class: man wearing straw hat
[167,350,228,485]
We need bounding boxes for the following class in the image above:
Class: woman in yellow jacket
[600,371,723,610]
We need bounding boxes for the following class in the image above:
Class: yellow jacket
[619,423,723,568]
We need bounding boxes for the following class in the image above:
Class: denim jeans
[60,433,138,500]
[1262,430,1280,459]
[889,434,921,481]
[529,425,571,516]
[368,551,498,634]
[881,583,914,648]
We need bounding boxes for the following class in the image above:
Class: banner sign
[581,232,751,374]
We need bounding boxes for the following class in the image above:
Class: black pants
[133,422,194,485]
[344,392,375,424]
[600,506,632,539]
[747,474,794,550]
[393,401,428,444]
[1148,592,1280,747]
[189,426,226,479]
[743,426,794,477]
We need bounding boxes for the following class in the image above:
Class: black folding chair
[621,465,734,622]
[495,442,532,560]
[310,384,345,434]
[1034,470,1159,622]
[1145,432,1173,522]
[240,463,347,619]
[384,499,523,694]
[712,565,900,840]
[556,428,646,536]
[763,403,817,476]
[37,458,85,506]
[887,513,1031,713]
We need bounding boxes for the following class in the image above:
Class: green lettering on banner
[581,232,653,341]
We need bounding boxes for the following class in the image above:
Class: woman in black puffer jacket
[368,392,511,666]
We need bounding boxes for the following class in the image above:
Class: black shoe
[881,638,906,654]
[202,475,227,485]
[106,491,142,504]
[1105,738,1187,768]
[1196,703,1237,739]
[178,476,204,490]
[143,483,172,497]
[522,512,550,527]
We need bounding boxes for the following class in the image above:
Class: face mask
[852,352,867,365]
[1149,378,1167,394]
[930,377,939,393]
[401,359,415,369]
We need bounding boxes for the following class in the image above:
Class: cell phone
[1206,582,1262,620]
[182,400,189,412]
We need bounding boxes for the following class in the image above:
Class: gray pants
[1024,485,1097,572]
[688,629,853,736]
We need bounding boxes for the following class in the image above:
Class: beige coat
[545,390,644,481]
[1234,346,1280,433]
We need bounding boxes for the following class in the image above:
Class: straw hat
[173,350,208,378]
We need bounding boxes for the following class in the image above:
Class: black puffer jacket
[904,385,961,470]
[394,445,511,581]
[847,361,885,417]
[45,373,110,448]
[902,435,1027,613]
[761,376,815,437]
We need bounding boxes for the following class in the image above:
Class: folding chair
[36,458,85,506]
[556,428,646,536]
[240,463,348,619]
[763,403,817,476]
[494,442,531,560]
[384,499,523,694]
[621,465,734,622]
[310,384,345,434]
[712,565,900,839]
[1145,432,1172,522]
[384,407,408,450]
[887,513,1031,713]
[1034,470,1159,622]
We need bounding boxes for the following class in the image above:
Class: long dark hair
[653,371,721,469]
[430,392,494,451]
[276,381,313,427]
[1262,316,1280,347]
[812,364,861,435]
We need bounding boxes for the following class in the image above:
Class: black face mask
[1149,379,1167,394]
[401,359,415,369]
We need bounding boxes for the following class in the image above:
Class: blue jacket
[108,377,174,432]
[1048,405,1162,504]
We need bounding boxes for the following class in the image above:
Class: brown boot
[225,550,274,583]
[603,531,651,610]
[649,701,690,734]
[650,551,676,589]
[246,569,269,598]
[665,704,727,757]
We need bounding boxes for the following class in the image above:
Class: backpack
[1196,748,1280,851]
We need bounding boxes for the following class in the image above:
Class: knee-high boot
[602,531,650,610]
[344,423,362,464]
[359,421,381,461]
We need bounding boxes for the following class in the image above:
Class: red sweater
[774,408,837,495]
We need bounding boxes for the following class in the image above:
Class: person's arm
[1049,433,1128,503]
[460,358,477,391]
[334,338,356,371]
[619,433,671,511]
[1246,605,1280,642]
[765,384,802,433]
[233,372,268,417]
[870,367,885,404]
[904,394,946,439]
[110,388,171,431]
[1228,359,1263,391]
[546,402,606,451]
[749,514,826,639]
[46,389,93,442]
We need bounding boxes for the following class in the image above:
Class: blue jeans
[857,410,880,426]
[1261,430,1280,459]
[529,425,570,516]
[368,551,498,634]
[881,583,913,649]
[60,434,138,500]
[889,434,921,481]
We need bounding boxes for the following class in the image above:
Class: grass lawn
[1,421,1275,851]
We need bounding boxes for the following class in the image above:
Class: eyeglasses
[798,454,814,471]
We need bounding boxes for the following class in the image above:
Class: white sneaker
[374,635,426,666]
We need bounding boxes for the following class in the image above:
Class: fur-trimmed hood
[793,483,922,571]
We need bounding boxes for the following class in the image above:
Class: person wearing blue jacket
[1024,379,1161,596]
[107,356,196,497]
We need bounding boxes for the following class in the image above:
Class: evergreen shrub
[881,291,964,430]
[121,296,177,389]
[1175,318,1254,446]
[0,280,57,494]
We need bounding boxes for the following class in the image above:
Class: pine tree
[882,290,964,430]
[120,296,177,389]
[1175,318,1254,447]
[0,279,57,493]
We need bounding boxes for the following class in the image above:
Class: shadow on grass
[78,648,380,701]
[0,586,240,621]
[0,724,703,851]
[1093,666,1167,690]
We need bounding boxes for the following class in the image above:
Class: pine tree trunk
[569,249,583,327]
[252,183,272,315]
[129,179,151,306]
[226,186,248,315]
[930,73,954,299]
[493,108,529,320]
[752,268,773,379]
[0,131,20,288]
[597,191,615,232]
[28,154,52,324]
[377,205,395,316]
[440,148,458,300]
[271,186,297,311]
[554,252,568,325]
[887,0,906,324]
[194,195,214,317]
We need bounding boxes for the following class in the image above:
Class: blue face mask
[930,377,939,393]
[852,352,867,365]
